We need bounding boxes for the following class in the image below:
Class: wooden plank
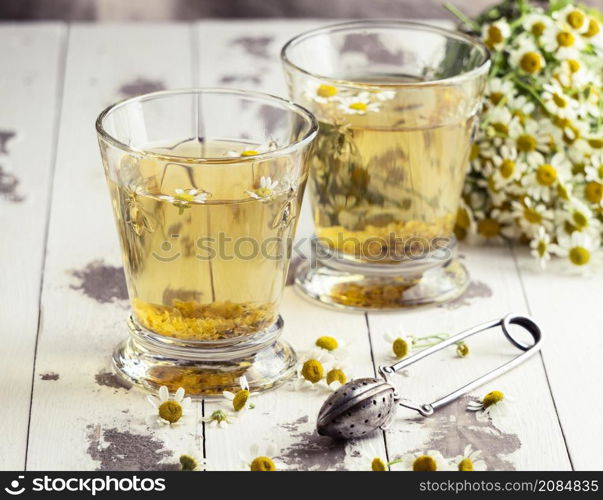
[26,24,197,471]
[195,20,387,471]
[513,248,602,470]
[0,23,65,471]
[368,246,571,470]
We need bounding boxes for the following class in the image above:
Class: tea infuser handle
[379,313,543,417]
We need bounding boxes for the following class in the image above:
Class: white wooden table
[1,20,601,472]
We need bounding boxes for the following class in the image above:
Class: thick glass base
[112,315,296,397]
[295,238,469,311]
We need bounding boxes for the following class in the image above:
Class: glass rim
[281,19,491,87]
[95,87,319,163]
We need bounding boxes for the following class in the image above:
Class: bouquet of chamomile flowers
[447,0,603,273]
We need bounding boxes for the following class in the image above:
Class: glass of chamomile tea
[96,89,317,395]
[281,21,490,310]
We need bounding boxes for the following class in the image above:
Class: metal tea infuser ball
[316,313,542,440]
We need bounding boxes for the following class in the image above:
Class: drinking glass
[96,88,317,395]
[281,21,490,310]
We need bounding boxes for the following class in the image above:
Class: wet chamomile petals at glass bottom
[146,386,192,427]
[241,443,285,471]
[467,390,513,421]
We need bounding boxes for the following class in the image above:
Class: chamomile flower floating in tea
[246,176,278,200]
[159,188,210,215]
[453,445,487,471]
[203,409,236,429]
[146,386,191,427]
[467,390,513,421]
[223,377,253,413]
[241,443,285,471]
[399,450,451,471]
[179,452,208,471]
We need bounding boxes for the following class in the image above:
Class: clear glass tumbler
[96,89,317,395]
[281,20,490,310]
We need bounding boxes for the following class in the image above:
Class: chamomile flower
[474,208,517,241]
[314,335,349,358]
[522,153,571,202]
[482,20,511,51]
[490,145,526,188]
[530,226,553,270]
[304,80,339,104]
[178,451,208,471]
[399,450,451,471]
[223,376,254,413]
[146,386,192,427]
[294,349,334,391]
[508,118,549,164]
[554,5,589,35]
[202,409,236,429]
[511,197,554,236]
[384,330,414,360]
[485,106,517,139]
[582,16,602,48]
[552,230,602,275]
[337,93,380,115]
[559,199,601,237]
[509,41,545,74]
[241,443,285,471]
[485,78,516,107]
[359,445,390,471]
[542,23,586,55]
[542,83,579,118]
[453,445,487,471]
[160,188,209,214]
[246,176,278,200]
[507,94,536,124]
[522,12,553,39]
[325,362,351,391]
[467,390,512,421]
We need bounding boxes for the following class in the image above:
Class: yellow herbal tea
[305,81,475,263]
[108,139,303,341]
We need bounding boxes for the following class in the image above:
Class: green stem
[443,2,480,31]
[511,76,549,113]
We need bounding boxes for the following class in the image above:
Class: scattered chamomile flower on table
[453,445,487,471]
[384,330,414,360]
[178,451,208,471]
[246,176,278,200]
[314,335,349,357]
[399,450,452,471]
[467,390,513,421]
[325,362,351,391]
[552,231,603,275]
[455,342,470,358]
[241,443,285,471]
[359,444,390,471]
[146,386,192,427]
[202,409,236,429]
[294,349,334,391]
[223,376,254,413]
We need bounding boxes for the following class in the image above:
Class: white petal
[181,397,192,409]
[175,188,184,194]
[147,395,159,409]
[223,391,235,400]
[174,387,185,403]
[266,443,277,457]
[250,443,260,457]
[159,385,169,402]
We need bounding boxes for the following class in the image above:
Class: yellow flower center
[500,159,515,178]
[250,456,276,471]
[392,337,410,359]
[556,31,575,47]
[470,143,480,161]
[537,240,547,257]
[569,246,590,266]
[558,183,570,200]
[492,122,509,136]
[254,187,273,198]
[478,218,500,238]
[456,343,469,357]
[584,19,600,38]
[317,84,338,98]
[413,455,438,471]
[517,133,537,152]
[573,211,588,228]
[520,52,542,73]
[326,368,347,385]
[490,92,504,105]
[524,207,542,224]
[531,21,546,36]
[179,454,198,471]
[589,138,603,149]
[158,400,183,423]
[458,458,474,471]
[585,182,603,204]
[552,93,567,108]
[316,336,338,351]
[456,208,471,230]
[482,390,504,408]
[301,359,324,383]
[349,101,368,111]
[371,457,387,471]
[567,10,585,29]
[241,150,259,156]
[232,389,250,411]
[175,192,194,202]
[567,59,581,73]
[485,25,504,48]
[535,164,557,186]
